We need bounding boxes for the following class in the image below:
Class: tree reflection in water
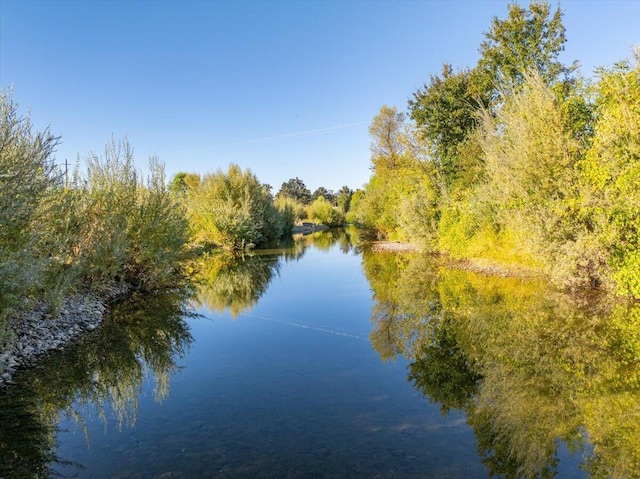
[0,228,360,478]
[0,290,193,478]
[193,227,361,317]
[193,252,282,317]
[362,250,640,479]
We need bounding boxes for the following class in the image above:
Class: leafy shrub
[0,90,59,332]
[306,196,344,227]
[274,196,298,234]
[185,164,286,250]
[69,138,190,291]
[345,189,364,225]
[477,71,590,287]
[580,58,640,298]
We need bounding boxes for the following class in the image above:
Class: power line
[162,121,369,155]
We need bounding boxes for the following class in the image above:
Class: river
[1,229,639,478]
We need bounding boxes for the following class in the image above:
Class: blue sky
[1,1,638,192]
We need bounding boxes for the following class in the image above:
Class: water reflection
[0,229,360,478]
[0,290,193,478]
[194,228,360,317]
[362,250,640,478]
[193,252,282,317]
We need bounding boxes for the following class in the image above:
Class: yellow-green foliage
[354,171,397,237]
[479,73,580,239]
[185,164,285,250]
[476,72,601,287]
[357,2,637,299]
[354,105,442,243]
[345,189,364,225]
[363,250,640,477]
[0,90,58,327]
[275,195,305,227]
[306,196,344,227]
[356,156,440,244]
[581,59,640,298]
[437,198,484,259]
[69,139,190,292]
[193,252,280,317]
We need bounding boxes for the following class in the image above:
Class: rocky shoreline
[0,285,128,389]
[370,241,420,253]
[291,222,330,235]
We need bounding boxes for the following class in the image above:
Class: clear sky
[1,0,638,192]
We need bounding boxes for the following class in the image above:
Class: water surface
[1,229,639,478]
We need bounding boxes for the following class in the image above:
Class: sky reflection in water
[2,229,638,478]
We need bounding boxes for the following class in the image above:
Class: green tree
[186,164,286,250]
[477,0,571,91]
[368,105,408,170]
[335,185,353,214]
[311,186,335,204]
[354,105,440,245]
[168,171,188,196]
[306,196,344,227]
[276,177,311,204]
[356,105,409,237]
[409,65,489,192]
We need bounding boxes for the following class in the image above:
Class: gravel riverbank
[291,223,330,235]
[370,241,420,253]
[0,285,128,389]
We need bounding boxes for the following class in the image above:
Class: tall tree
[477,0,571,90]
[409,1,572,195]
[368,105,408,170]
[336,186,353,214]
[311,186,335,204]
[276,177,311,204]
[409,65,489,191]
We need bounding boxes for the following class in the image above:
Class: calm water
[1,229,639,478]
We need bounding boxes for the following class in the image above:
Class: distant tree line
[349,0,640,298]
[169,171,355,249]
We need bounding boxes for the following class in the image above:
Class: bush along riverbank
[0,91,191,387]
[1,90,346,387]
[349,2,640,299]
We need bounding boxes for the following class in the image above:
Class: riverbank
[370,241,420,253]
[291,222,330,235]
[369,240,541,279]
[0,284,128,389]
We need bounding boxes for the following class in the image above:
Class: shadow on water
[0,289,193,478]
[362,250,640,479]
